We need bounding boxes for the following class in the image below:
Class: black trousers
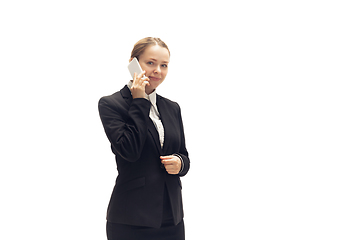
[106,220,185,240]
[106,185,185,240]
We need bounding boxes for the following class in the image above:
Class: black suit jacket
[98,85,190,228]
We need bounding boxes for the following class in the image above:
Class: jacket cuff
[172,153,184,174]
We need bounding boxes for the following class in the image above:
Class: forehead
[141,45,170,62]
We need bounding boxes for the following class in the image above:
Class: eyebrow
[149,58,169,64]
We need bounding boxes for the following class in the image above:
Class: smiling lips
[149,76,161,81]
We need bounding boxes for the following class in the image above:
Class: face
[135,45,170,94]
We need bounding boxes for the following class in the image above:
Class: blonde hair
[130,37,170,60]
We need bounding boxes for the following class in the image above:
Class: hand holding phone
[128,58,150,99]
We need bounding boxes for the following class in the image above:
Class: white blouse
[127,81,165,148]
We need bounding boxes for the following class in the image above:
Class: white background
[1,0,359,239]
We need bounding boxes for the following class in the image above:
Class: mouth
[149,76,161,81]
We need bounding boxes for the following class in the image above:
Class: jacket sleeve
[98,96,151,162]
[175,104,190,177]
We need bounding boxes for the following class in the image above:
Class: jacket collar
[120,85,133,105]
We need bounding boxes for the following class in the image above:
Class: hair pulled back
[130,37,170,60]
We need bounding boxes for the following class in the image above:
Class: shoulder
[99,86,130,108]
[157,94,180,110]
[99,91,120,103]
[98,86,133,118]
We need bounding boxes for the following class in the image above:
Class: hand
[130,71,150,99]
[160,155,182,175]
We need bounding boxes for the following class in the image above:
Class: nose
[154,65,161,74]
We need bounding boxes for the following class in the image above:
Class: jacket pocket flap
[119,177,145,194]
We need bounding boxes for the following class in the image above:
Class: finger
[164,166,175,172]
[161,159,175,164]
[165,168,178,175]
[160,155,173,160]
[139,70,146,78]
[161,160,174,165]
[143,79,150,86]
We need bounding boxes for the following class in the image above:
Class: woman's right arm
[98,96,151,162]
[99,71,151,162]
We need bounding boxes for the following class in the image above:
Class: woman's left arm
[175,104,190,176]
[161,103,190,176]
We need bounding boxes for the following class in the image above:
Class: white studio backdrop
[1,0,359,239]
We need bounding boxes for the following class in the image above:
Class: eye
[147,61,154,65]
[161,64,168,68]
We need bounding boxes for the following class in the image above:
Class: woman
[98,37,190,240]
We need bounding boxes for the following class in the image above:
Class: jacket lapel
[147,118,162,155]
[156,95,170,153]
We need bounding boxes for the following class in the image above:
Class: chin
[150,82,162,90]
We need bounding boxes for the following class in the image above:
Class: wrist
[172,154,184,174]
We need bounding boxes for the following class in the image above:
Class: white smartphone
[128,58,145,79]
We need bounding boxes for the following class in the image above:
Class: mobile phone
[128,58,145,79]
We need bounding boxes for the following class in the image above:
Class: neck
[145,87,155,95]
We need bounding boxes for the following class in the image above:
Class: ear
[129,57,133,63]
